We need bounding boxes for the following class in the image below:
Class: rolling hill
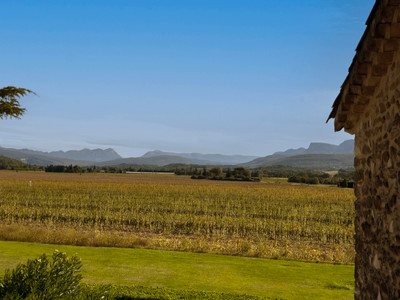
[141,150,258,164]
[241,140,354,170]
[0,156,31,169]
[98,155,222,167]
[253,154,354,170]
[0,147,96,166]
[17,148,121,162]
[274,140,354,156]
[0,139,354,169]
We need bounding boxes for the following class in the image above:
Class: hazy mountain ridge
[17,148,121,162]
[274,140,354,156]
[253,154,354,170]
[98,155,223,167]
[0,147,95,166]
[0,139,354,169]
[241,140,354,169]
[142,150,259,164]
[0,147,223,167]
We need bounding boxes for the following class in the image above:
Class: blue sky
[1,0,374,157]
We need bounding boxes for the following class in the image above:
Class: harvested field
[0,171,355,263]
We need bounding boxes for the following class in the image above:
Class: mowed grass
[0,241,354,300]
[0,171,355,263]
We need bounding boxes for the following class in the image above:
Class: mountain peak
[52,148,122,162]
[273,140,354,157]
[9,147,122,163]
[243,139,355,169]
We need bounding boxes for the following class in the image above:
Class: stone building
[328,0,400,299]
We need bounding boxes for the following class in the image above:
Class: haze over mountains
[0,147,93,167]
[142,150,258,164]
[273,140,354,156]
[0,139,354,169]
[241,140,354,169]
[99,155,221,167]
[17,148,121,162]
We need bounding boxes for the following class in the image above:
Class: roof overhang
[328,0,400,134]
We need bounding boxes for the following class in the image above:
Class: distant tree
[232,167,251,179]
[306,177,319,185]
[209,167,223,177]
[0,86,35,119]
[251,170,263,179]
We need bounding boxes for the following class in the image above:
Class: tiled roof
[328,0,400,133]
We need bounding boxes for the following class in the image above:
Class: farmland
[0,171,356,264]
[0,241,355,299]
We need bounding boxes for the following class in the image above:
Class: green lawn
[0,241,354,299]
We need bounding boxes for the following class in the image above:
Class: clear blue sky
[1,0,374,157]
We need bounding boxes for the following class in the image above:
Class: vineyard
[0,171,356,264]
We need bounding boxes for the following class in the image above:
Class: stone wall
[354,49,400,299]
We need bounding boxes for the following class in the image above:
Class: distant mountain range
[99,155,224,167]
[142,150,258,165]
[241,154,354,170]
[273,140,354,156]
[0,147,245,167]
[16,148,121,162]
[0,139,354,170]
[0,147,94,166]
[241,140,354,169]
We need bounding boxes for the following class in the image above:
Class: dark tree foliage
[288,175,320,185]
[191,167,260,182]
[287,168,355,188]
[209,167,223,177]
[0,156,43,171]
[0,86,35,119]
[45,165,86,173]
[232,167,251,179]
[255,165,328,178]
[334,168,355,180]
[337,179,355,188]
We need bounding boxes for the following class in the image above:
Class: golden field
[0,171,355,263]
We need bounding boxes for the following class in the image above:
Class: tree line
[190,167,262,182]
[287,168,354,188]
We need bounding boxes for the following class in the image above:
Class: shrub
[0,251,83,299]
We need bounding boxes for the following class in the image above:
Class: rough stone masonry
[329,1,400,299]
